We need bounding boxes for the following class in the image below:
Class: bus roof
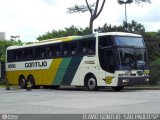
[7,32,142,50]
[7,35,82,50]
[98,32,142,37]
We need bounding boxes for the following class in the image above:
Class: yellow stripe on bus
[44,58,62,85]
[7,58,63,86]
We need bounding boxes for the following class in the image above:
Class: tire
[86,75,98,91]
[112,86,124,91]
[19,76,27,89]
[27,75,35,89]
[49,85,60,89]
[35,85,40,89]
[43,86,49,89]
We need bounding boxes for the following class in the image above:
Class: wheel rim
[88,77,96,90]
[20,78,26,87]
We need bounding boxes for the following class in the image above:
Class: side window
[21,50,25,60]
[79,39,95,55]
[41,47,46,58]
[8,48,34,62]
[35,46,47,59]
[45,46,51,58]
[14,50,22,61]
[48,45,56,58]
[88,40,95,54]
[26,49,34,59]
[7,50,14,62]
[71,42,78,55]
[55,44,62,57]
[106,50,116,73]
[35,47,41,59]
[99,36,113,48]
[79,41,87,54]
[63,43,70,56]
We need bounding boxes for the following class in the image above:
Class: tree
[67,0,151,33]
[96,20,145,35]
[123,20,145,34]
[37,26,90,41]
[157,29,160,36]
[67,0,106,33]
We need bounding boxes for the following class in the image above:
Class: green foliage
[37,20,146,41]
[10,39,23,46]
[144,31,160,62]
[157,29,160,36]
[149,58,160,84]
[145,32,160,39]
[150,58,160,69]
[37,26,90,41]
[96,20,145,35]
[143,30,160,84]
[24,42,34,45]
[0,40,10,62]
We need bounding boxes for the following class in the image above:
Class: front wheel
[86,75,98,91]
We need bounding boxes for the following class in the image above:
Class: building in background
[0,32,5,40]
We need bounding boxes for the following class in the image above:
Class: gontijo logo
[25,61,47,68]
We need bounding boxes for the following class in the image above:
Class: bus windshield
[118,48,148,70]
[98,35,148,73]
[115,36,145,47]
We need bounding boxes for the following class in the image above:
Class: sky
[0,0,159,42]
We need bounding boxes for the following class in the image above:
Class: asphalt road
[0,87,160,114]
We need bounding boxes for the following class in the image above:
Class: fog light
[145,78,149,82]
[123,79,129,83]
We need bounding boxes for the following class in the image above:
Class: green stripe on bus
[61,56,83,85]
[53,57,72,85]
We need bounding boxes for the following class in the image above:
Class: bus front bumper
[117,76,149,86]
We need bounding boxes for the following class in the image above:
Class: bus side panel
[6,58,62,86]
[70,56,106,86]
[41,58,62,85]
[60,56,83,85]
[52,56,83,85]
[6,71,21,85]
[52,58,72,85]
[71,56,117,87]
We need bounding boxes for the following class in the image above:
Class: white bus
[6,32,149,91]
